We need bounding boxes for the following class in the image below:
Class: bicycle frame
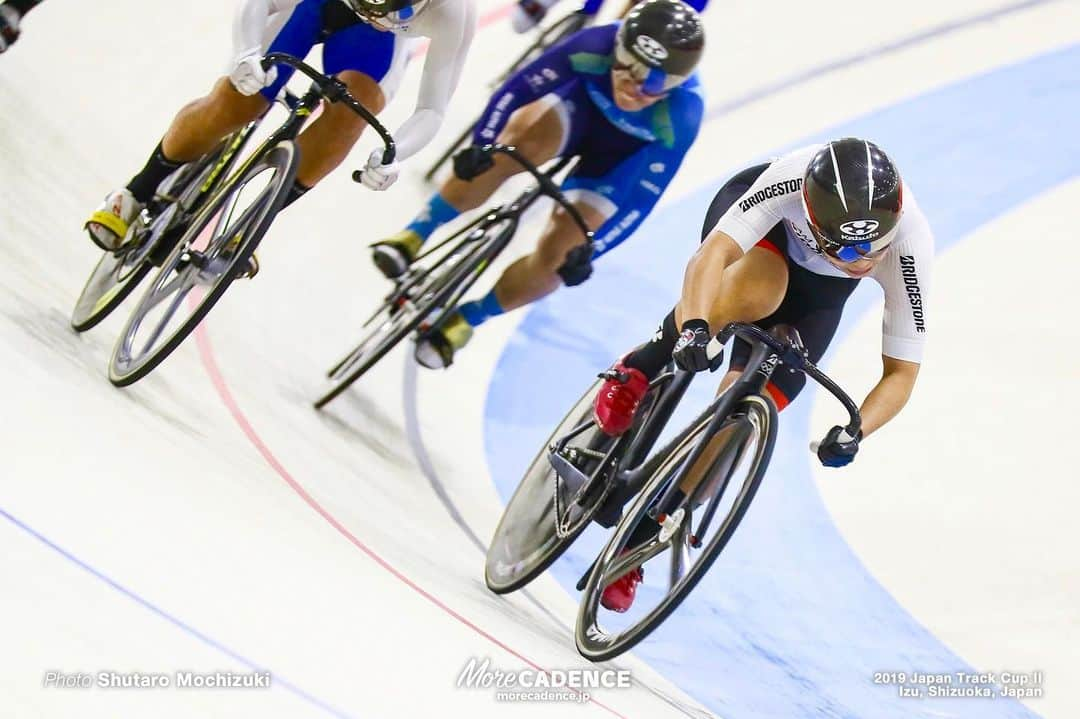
[548,322,863,536]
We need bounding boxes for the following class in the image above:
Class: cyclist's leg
[438,92,572,211]
[90,0,320,233]
[290,16,395,194]
[456,106,647,325]
[378,85,582,279]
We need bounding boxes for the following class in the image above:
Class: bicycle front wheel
[107,142,297,386]
[71,130,251,332]
[575,393,777,662]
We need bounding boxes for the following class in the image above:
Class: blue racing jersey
[473,23,705,257]
[474,23,702,167]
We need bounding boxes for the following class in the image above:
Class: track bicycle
[314,143,592,408]
[105,53,395,387]
[484,322,861,661]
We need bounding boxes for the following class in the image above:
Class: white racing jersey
[232,0,476,161]
[707,144,935,363]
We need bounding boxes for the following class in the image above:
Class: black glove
[816,426,862,467]
[556,242,594,286]
[452,146,494,181]
[672,319,721,372]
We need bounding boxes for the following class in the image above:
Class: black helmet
[802,138,904,261]
[344,0,430,29]
[614,0,705,95]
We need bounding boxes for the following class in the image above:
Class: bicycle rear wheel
[484,377,613,594]
[575,394,777,662]
[107,142,296,386]
[71,131,249,332]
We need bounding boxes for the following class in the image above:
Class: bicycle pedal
[598,369,630,383]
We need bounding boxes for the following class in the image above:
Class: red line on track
[190,326,627,719]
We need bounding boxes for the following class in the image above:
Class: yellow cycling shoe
[371,229,423,279]
[85,189,144,252]
[414,311,473,369]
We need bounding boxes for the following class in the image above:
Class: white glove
[359,148,400,192]
[229,52,277,96]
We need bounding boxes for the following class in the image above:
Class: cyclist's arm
[858,356,920,438]
[680,158,789,324]
[232,0,299,59]
[392,0,478,161]
[474,25,614,145]
[867,196,934,438]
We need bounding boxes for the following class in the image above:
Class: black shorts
[701,164,860,409]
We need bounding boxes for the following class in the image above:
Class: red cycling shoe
[601,564,644,613]
[593,360,649,436]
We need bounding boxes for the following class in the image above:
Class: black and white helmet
[614,0,705,95]
[802,138,904,261]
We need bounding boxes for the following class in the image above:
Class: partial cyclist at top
[371,0,707,370]
[84,0,476,258]
[509,0,708,34]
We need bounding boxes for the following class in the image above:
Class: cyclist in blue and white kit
[85,0,476,261]
[370,0,706,369]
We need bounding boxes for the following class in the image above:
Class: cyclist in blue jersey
[370,0,706,369]
[512,0,707,34]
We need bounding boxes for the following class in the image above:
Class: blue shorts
[547,83,662,258]
[261,0,397,101]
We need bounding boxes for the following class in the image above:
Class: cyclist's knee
[205,77,269,126]
[337,70,386,115]
[499,103,562,162]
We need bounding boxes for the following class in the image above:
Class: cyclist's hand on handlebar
[557,242,594,286]
[230,52,278,96]
[358,148,400,191]
[452,146,494,181]
[815,425,862,467]
[672,319,724,372]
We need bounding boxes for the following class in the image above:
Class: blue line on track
[0,505,356,719]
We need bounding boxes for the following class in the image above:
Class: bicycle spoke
[141,267,196,315]
[600,536,669,588]
[135,271,197,355]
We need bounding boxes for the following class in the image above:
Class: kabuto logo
[634,35,669,65]
[900,255,926,333]
[738,178,802,212]
[840,219,879,238]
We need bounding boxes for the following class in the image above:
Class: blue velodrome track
[483,45,1080,718]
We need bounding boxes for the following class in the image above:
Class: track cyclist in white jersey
[84,0,476,262]
[592,138,936,612]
